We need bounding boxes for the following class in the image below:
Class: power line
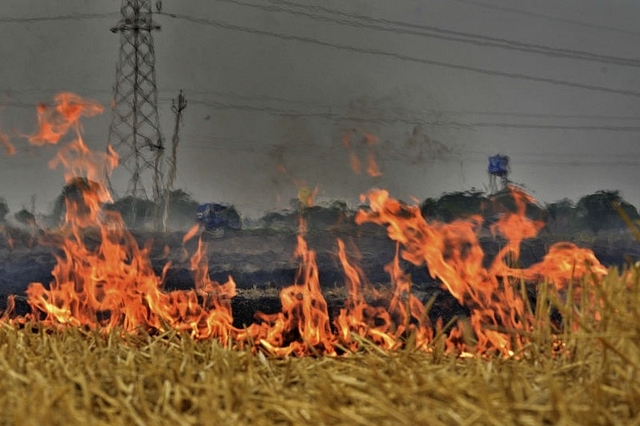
[436,110,640,121]
[183,90,640,121]
[167,13,640,99]
[168,88,640,121]
[3,91,639,131]
[0,12,118,23]
[188,98,640,132]
[461,156,640,168]
[189,98,473,128]
[449,0,640,38]
[4,5,635,66]
[216,0,640,68]
[467,122,640,132]
[178,134,640,167]
[442,149,640,167]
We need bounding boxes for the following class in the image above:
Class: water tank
[488,155,509,177]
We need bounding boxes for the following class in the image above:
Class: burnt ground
[1,223,639,328]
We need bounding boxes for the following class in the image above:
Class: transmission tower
[108,0,164,201]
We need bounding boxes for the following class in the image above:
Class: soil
[1,223,639,328]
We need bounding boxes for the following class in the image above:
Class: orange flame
[366,152,382,177]
[1,93,610,358]
[297,186,317,208]
[245,218,335,356]
[0,130,14,156]
[350,153,361,174]
[343,130,382,177]
[355,187,606,356]
[29,93,102,146]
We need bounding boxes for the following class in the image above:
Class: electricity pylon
[108,0,164,201]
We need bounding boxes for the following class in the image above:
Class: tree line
[420,188,640,234]
[0,185,638,235]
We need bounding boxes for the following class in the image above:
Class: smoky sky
[1,0,640,219]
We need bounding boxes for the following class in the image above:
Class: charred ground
[1,214,638,330]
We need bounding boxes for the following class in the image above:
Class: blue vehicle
[196,203,241,236]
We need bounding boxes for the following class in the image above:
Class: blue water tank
[488,155,509,177]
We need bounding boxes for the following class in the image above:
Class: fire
[1,93,610,358]
[343,129,382,177]
[0,131,14,156]
[245,218,335,356]
[29,93,103,146]
[355,187,607,355]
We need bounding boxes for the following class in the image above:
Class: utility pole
[108,0,165,202]
[162,90,187,231]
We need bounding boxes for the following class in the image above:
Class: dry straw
[0,262,638,425]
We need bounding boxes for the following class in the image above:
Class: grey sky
[1,0,640,219]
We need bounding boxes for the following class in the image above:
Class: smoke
[198,91,463,218]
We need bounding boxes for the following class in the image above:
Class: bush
[420,190,487,222]
[106,196,157,229]
[0,198,8,223]
[14,209,36,226]
[576,190,639,233]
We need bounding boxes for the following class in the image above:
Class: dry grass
[0,265,638,425]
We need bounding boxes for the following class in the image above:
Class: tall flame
[1,93,610,357]
[355,187,607,355]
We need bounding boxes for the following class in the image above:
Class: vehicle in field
[195,203,241,237]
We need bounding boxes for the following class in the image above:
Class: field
[0,84,638,424]
[0,262,638,426]
[1,178,640,424]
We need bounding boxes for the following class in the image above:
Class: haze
[1,0,639,219]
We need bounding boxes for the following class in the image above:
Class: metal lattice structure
[108,0,164,201]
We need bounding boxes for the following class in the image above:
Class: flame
[334,239,433,351]
[183,223,201,244]
[297,186,317,208]
[12,94,236,343]
[355,187,606,355]
[366,152,382,177]
[1,93,610,358]
[343,131,361,174]
[0,131,14,156]
[29,93,102,146]
[334,238,397,350]
[243,218,334,356]
[343,130,382,177]
[349,153,361,174]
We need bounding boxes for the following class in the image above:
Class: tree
[576,190,639,233]
[419,197,439,220]
[14,209,36,226]
[421,190,487,222]
[545,198,578,233]
[0,198,8,223]
[166,189,199,218]
[51,177,102,225]
[106,196,156,229]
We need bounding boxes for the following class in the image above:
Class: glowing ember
[1,93,610,357]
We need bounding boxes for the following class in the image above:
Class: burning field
[0,93,639,424]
